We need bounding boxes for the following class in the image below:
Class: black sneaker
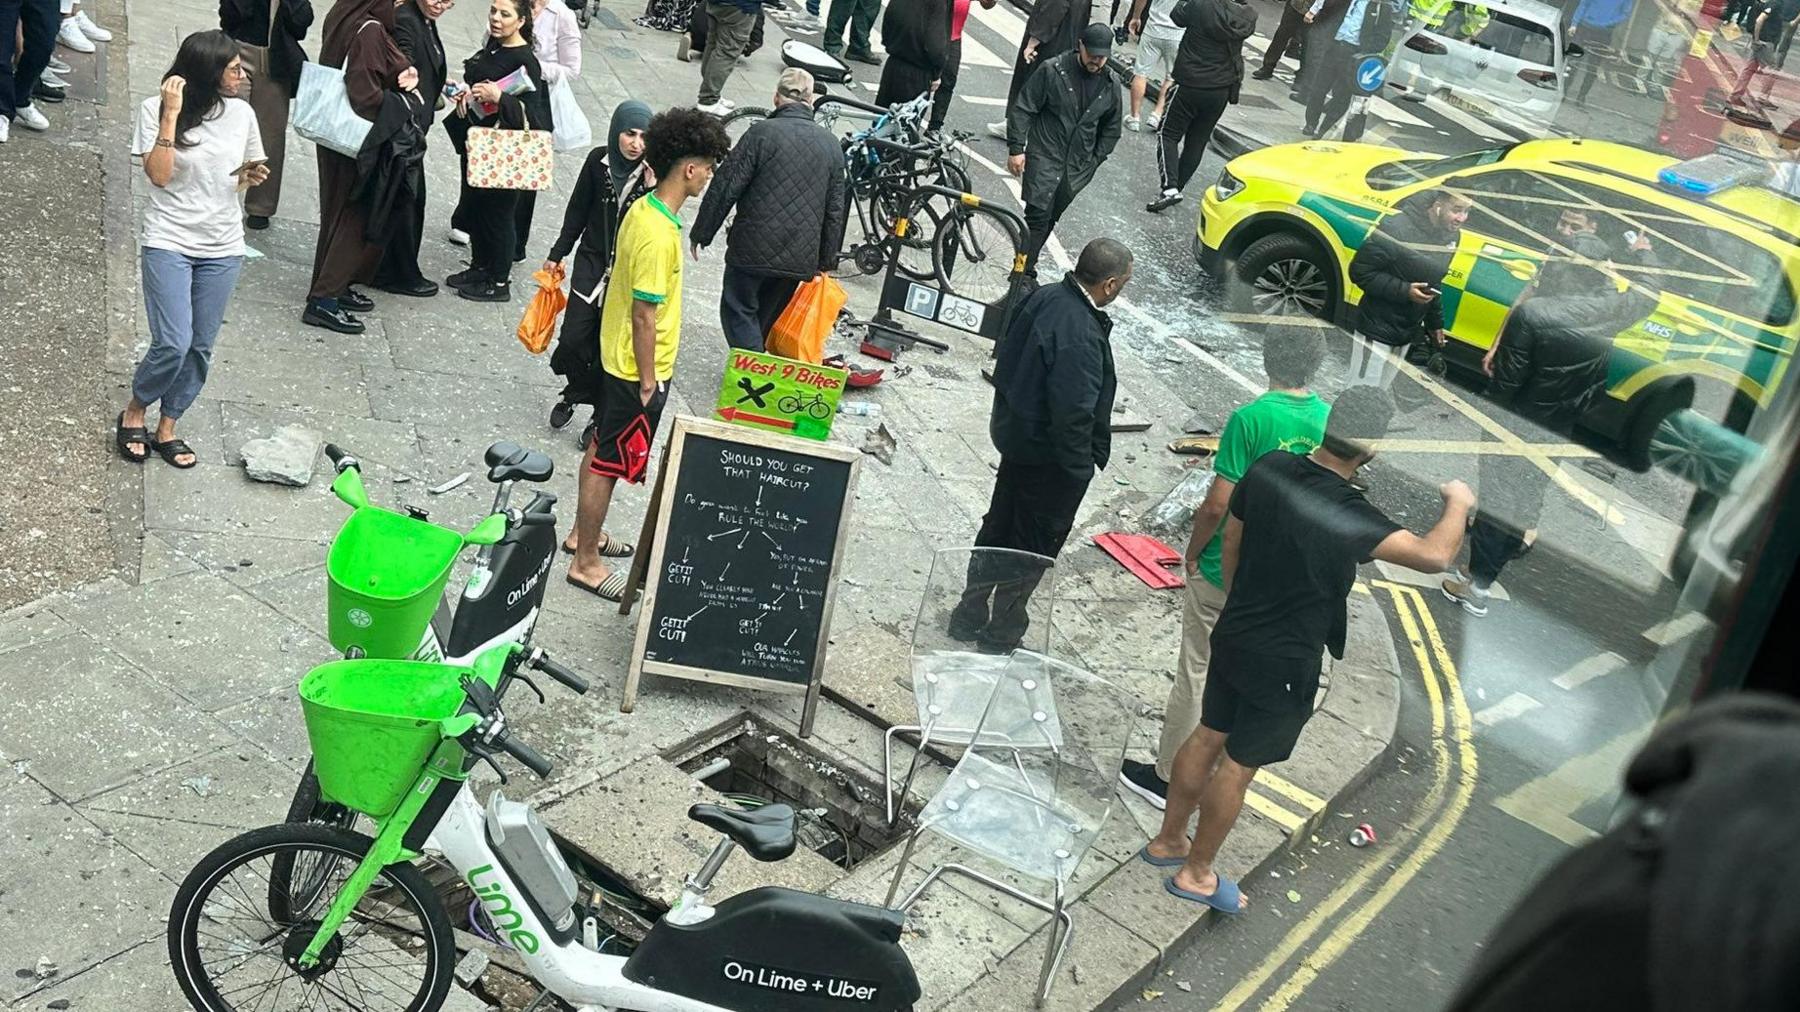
[33,81,66,103]
[245,214,271,230]
[549,401,575,429]
[1119,759,1169,810]
[301,301,365,334]
[338,288,375,312]
[458,278,512,302]
[446,268,481,290]
[1146,190,1184,214]
[1250,68,1274,80]
[374,277,440,298]
[846,49,882,66]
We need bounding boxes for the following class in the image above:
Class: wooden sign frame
[618,415,861,737]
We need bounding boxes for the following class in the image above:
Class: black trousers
[1305,40,1359,134]
[876,56,936,109]
[374,173,430,288]
[513,190,537,262]
[931,37,962,129]
[465,185,522,282]
[720,266,801,351]
[1157,84,1231,192]
[550,293,604,404]
[0,0,57,122]
[1468,456,1549,586]
[1022,178,1080,277]
[951,458,1090,650]
[1258,3,1307,75]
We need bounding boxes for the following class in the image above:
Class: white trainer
[74,10,113,41]
[446,227,470,246]
[696,100,732,116]
[15,103,49,131]
[48,55,72,74]
[1123,115,1141,132]
[0,118,10,144]
[985,120,1008,139]
[57,18,96,53]
[40,70,68,88]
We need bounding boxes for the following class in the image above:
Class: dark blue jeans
[719,266,800,352]
[0,0,58,122]
[135,248,245,420]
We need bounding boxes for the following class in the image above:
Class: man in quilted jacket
[690,68,849,351]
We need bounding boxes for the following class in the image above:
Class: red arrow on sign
[717,405,796,430]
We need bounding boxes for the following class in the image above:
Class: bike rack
[862,184,1033,360]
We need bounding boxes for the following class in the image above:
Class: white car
[1386,0,1573,129]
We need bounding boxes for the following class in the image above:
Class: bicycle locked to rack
[167,640,924,1012]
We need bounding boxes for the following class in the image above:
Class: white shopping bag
[549,78,593,153]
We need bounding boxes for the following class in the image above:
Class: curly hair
[643,107,732,180]
[1262,328,1326,389]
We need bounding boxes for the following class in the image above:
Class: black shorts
[1199,645,1322,768]
[587,371,667,484]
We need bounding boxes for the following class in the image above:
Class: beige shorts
[1135,27,1182,83]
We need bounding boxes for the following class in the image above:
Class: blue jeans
[134,247,244,420]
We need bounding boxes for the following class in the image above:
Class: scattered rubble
[239,425,321,487]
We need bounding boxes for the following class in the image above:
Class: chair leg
[1035,880,1072,1008]
[882,724,920,825]
[884,826,926,909]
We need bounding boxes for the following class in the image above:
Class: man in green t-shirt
[1120,328,1330,808]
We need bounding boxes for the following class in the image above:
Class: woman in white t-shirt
[117,30,267,469]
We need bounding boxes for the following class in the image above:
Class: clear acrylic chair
[883,546,1058,825]
[883,651,1137,1007]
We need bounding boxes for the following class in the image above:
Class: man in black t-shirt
[1732,0,1800,105]
[1142,386,1477,914]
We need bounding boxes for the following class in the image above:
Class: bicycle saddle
[484,441,554,484]
[688,803,797,862]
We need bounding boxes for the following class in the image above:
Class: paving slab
[0,606,76,658]
[77,746,297,880]
[944,904,1161,1011]
[155,530,333,589]
[141,461,346,542]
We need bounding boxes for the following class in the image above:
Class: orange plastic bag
[517,264,567,354]
[766,273,847,364]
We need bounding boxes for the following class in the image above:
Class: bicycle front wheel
[271,761,360,922]
[934,205,1024,306]
[169,823,454,1012]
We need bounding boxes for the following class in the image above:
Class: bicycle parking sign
[714,349,849,442]
[902,281,988,335]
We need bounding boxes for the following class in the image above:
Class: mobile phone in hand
[229,157,268,177]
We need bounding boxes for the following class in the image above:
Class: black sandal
[152,438,198,469]
[116,412,149,463]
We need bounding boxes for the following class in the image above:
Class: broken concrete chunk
[240,424,321,487]
[453,949,489,988]
[859,422,897,466]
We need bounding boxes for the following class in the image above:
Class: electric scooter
[168,644,923,1012]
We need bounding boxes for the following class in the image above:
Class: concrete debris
[239,424,321,487]
[1176,981,1192,992]
[431,472,471,495]
[1180,411,1216,434]
[859,422,897,466]
[1145,467,1216,538]
[33,957,57,979]
[454,949,489,988]
[181,775,214,797]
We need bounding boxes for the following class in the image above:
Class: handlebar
[494,733,553,778]
[325,443,358,473]
[529,647,590,695]
[509,507,558,527]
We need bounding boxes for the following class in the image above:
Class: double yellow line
[1213,581,1480,1012]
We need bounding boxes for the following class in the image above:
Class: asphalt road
[773,6,1710,1008]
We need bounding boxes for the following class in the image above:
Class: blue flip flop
[1164,873,1245,914]
[1136,845,1185,869]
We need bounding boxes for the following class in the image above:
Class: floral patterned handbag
[466,108,555,191]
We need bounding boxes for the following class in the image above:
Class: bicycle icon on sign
[778,391,835,420]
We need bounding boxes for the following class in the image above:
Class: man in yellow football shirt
[566,107,731,601]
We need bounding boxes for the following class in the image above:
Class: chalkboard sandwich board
[620,415,861,736]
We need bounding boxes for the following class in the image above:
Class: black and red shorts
[588,372,667,484]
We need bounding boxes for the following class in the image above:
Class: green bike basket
[326,507,465,659]
[299,657,470,817]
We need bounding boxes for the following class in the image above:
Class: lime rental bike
[168,642,924,1012]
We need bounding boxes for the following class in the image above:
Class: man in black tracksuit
[1443,236,1656,617]
[951,239,1132,652]
[691,68,849,351]
[875,0,949,108]
[1148,0,1255,212]
[1007,23,1123,278]
[1346,186,1468,388]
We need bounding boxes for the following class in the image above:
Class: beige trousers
[1154,572,1229,781]
[238,40,290,218]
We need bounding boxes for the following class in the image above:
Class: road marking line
[1372,561,1510,601]
[1371,96,1432,128]
[1366,438,1597,458]
[1213,582,1467,1011]
[1552,651,1627,691]
[1252,585,1480,1012]
[1493,728,1644,848]
[968,0,1025,46]
[1642,610,1710,646]
[1473,691,1541,728]
[1255,770,1328,815]
[1169,334,1263,395]
[957,94,1009,105]
[1244,787,1306,832]
[1218,312,1335,328]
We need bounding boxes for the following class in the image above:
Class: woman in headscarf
[443,0,552,302]
[541,99,653,436]
[301,0,417,335]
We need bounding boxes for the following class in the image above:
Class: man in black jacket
[951,238,1131,652]
[1007,23,1123,278]
[1300,0,1399,137]
[1443,237,1652,617]
[371,0,450,297]
[692,68,849,351]
[1148,0,1254,213]
[1346,186,1467,388]
[875,0,949,108]
[987,0,1094,134]
[221,0,314,227]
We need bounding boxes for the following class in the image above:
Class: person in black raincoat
[874,0,949,108]
[371,0,448,297]
[1005,22,1122,278]
[543,99,654,435]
